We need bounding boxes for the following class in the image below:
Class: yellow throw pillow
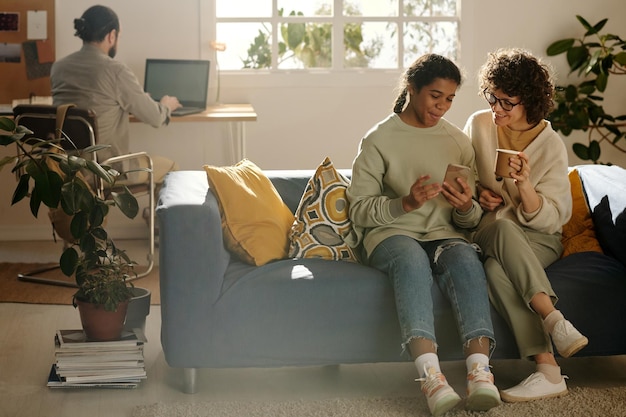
[288,157,359,262]
[561,169,603,257]
[204,159,294,266]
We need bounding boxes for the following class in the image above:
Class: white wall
[1,0,625,240]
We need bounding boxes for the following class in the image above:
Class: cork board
[0,0,55,103]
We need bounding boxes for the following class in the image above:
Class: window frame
[201,0,472,88]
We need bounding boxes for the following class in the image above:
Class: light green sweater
[346,113,482,258]
[463,109,572,235]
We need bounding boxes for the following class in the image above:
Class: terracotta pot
[75,299,129,341]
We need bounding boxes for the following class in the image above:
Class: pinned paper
[36,40,53,63]
[22,40,52,79]
[0,12,19,32]
[27,10,47,40]
[0,43,21,63]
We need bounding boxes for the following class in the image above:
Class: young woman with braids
[346,54,501,416]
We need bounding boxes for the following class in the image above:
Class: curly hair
[74,5,119,43]
[393,54,462,114]
[478,48,555,125]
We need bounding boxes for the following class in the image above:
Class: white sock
[537,363,562,384]
[415,352,440,378]
[543,310,565,333]
[465,353,490,374]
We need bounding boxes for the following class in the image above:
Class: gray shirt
[51,44,171,162]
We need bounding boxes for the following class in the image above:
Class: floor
[1,240,626,417]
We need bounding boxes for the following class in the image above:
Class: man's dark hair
[74,5,120,43]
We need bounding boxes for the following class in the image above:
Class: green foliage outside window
[236,0,458,70]
[242,7,381,69]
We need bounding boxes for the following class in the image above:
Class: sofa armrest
[157,171,231,363]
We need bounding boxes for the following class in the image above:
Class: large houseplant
[546,15,626,164]
[0,115,140,340]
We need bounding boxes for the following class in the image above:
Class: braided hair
[74,5,120,43]
[393,54,462,114]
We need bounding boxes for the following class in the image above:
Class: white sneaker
[550,319,588,358]
[417,365,461,416]
[466,363,501,411]
[500,372,568,403]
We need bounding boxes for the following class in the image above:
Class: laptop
[144,59,211,117]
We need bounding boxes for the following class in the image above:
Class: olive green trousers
[473,218,563,359]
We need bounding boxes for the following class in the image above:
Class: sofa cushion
[203,159,294,266]
[560,168,603,257]
[576,164,626,223]
[546,251,626,356]
[576,164,626,266]
[288,157,358,262]
[592,195,626,267]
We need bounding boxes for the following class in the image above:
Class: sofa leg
[183,367,197,394]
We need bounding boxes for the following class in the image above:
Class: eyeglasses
[483,89,521,111]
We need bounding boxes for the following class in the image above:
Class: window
[214,0,460,71]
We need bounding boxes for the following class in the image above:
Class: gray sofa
[157,164,626,394]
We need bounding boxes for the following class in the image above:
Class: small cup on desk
[494,148,522,180]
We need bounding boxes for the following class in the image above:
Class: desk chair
[13,104,155,286]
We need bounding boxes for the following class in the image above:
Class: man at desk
[50,4,181,185]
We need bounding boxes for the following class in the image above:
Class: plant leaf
[589,18,608,35]
[588,140,601,161]
[110,187,139,219]
[85,159,114,185]
[29,187,42,218]
[566,46,589,72]
[546,39,575,56]
[70,211,88,240]
[575,15,592,31]
[615,52,626,65]
[89,202,108,228]
[286,22,305,50]
[60,247,79,277]
[0,116,16,131]
[31,168,63,209]
[11,174,30,205]
[572,142,590,160]
[596,72,608,92]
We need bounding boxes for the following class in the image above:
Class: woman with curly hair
[464,48,588,402]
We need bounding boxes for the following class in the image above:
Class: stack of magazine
[47,328,147,389]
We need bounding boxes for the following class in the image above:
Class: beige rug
[0,262,160,304]
[132,386,626,417]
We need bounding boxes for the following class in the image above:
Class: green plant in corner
[546,15,626,164]
[0,115,137,313]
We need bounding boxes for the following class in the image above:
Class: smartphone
[444,164,470,193]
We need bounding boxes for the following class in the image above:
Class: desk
[133,103,257,163]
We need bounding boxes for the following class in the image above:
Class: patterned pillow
[204,159,294,266]
[289,157,359,262]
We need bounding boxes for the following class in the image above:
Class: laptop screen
[143,59,211,108]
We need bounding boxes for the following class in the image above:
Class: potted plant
[546,15,626,164]
[0,115,139,341]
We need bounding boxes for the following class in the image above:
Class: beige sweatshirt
[463,109,572,235]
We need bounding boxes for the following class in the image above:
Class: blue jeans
[369,235,495,355]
